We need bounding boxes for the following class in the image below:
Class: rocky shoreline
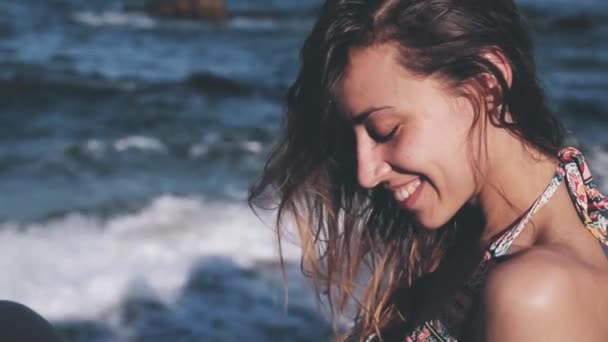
[125,0,230,21]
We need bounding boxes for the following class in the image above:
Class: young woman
[249,0,608,341]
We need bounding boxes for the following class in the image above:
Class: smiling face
[336,44,483,229]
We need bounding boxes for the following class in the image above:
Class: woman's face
[337,44,482,229]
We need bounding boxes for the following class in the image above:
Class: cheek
[397,99,478,227]
[391,118,459,179]
[418,157,477,229]
[434,148,478,225]
[417,118,477,218]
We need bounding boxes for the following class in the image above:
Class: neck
[473,130,559,250]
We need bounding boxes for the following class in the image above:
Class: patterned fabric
[365,147,608,342]
[559,147,608,253]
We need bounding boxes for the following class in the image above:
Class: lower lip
[399,181,424,210]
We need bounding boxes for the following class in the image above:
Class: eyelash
[368,125,399,143]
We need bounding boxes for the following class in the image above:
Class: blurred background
[0,0,606,341]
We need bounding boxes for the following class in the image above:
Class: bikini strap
[487,164,564,258]
[460,158,565,307]
[488,147,608,259]
[559,147,608,252]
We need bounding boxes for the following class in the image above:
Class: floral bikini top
[366,147,608,342]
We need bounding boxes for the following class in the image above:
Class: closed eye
[367,125,399,143]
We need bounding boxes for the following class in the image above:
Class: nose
[357,140,390,189]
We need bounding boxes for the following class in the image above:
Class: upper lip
[387,177,421,191]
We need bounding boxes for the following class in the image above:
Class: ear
[479,48,513,114]
[481,48,513,88]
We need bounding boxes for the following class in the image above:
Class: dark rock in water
[0,301,63,342]
[139,0,230,21]
[121,296,170,326]
[550,13,595,32]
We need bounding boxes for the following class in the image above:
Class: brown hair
[249,0,565,340]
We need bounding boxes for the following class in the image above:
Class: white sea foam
[188,143,210,158]
[241,141,263,154]
[82,136,168,155]
[84,139,106,155]
[0,195,304,324]
[227,17,280,31]
[113,136,167,153]
[73,11,157,30]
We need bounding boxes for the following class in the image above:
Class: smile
[393,178,422,202]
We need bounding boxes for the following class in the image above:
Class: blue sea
[0,0,606,341]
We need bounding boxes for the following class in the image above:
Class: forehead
[336,44,428,117]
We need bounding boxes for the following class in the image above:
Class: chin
[415,210,452,230]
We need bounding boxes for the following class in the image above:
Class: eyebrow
[352,106,394,125]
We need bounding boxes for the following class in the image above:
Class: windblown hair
[249,0,565,340]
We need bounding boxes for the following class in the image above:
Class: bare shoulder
[481,246,608,341]
[485,247,592,299]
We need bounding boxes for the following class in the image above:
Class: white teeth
[406,179,422,194]
[393,179,421,203]
[393,191,401,202]
[400,188,410,201]
[393,187,409,202]
[401,188,410,199]
[394,189,402,202]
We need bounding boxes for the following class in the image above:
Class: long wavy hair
[249,0,565,340]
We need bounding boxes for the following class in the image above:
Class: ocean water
[0,0,606,341]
